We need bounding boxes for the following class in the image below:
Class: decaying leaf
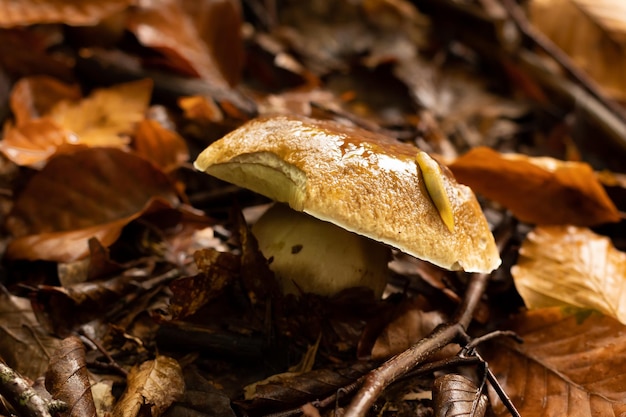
[9,76,81,126]
[5,147,179,261]
[432,374,487,417]
[133,119,189,172]
[49,79,153,147]
[127,0,243,87]
[45,336,97,417]
[484,307,626,416]
[448,146,620,226]
[0,291,62,380]
[512,225,626,324]
[0,0,133,27]
[530,0,626,100]
[113,355,184,417]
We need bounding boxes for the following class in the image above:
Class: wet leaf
[530,0,626,100]
[45,336,97,417]
[127,0,243,87]
[512,225,626,324]
[448,147,620,226]
[168,249,240,320]
[432,374,487,417]
[6,147,179,261]
[9,76,81,126]
[0,290,62,380]
[133,119,189,172]
[113,356,184,417]
[484,307,626,416]
[0,0,133,27]
[49,79,153,147]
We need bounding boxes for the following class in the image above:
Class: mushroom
[194,115,500,296]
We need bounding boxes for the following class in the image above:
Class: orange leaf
[0,0,133,27]
[9,76,81,126]
[134,119,189,172]
[5,148,179,261]
[178,95,223,123]
[0,118,77,167]
[127,0,244,87]
[448,147,620,226]
[49,79,153,147]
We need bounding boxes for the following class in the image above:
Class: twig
[499,0,626,124]
[78,330,128,377]
[0,362,66,417]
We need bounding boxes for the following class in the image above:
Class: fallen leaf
[0,0,132,27]
[0,291,62,380]
[530,0,626,100]
[9,76,81,126]
[45,336,97,417]
[127,0,243,87]
[448,146,620,226]
[512,225,626,324]
[49,79,153,147]
[5,147,179,261]
[0,118,78,167]
[432,374,487,417]
[178,95,223,123]
[133,119,189,172]
[484,307,626,416]
[113,356,184,417]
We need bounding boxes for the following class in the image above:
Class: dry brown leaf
[0,118,78,167]
[49,79,153,147]
[113,356,184,417]
[178,95,224,123]
[448,146,620,226]
[0,291,62,380]
[133,119,189,172]
[9,76,81,126]
[127,0,243,87]
[45,336,97,417]
[432,374,487,417]
[512,225,626,323]
[5,148,179,261]
[530,0,626,100]
[0,0,133,27]
[485,307,626,416]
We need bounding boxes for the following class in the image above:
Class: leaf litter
[0,1,624,417]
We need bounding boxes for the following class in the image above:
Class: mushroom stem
[252,204,391,297]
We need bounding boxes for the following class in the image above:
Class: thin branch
[0,362,65,417]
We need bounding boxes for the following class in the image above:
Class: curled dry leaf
[530,0,626,101]
[432,374,487,417]
[512,225,626,324]
[0,0,133,27]
[113,356,184,417]
[5,147,179,262]
[127,0,244,87]
[485,307,626,416]
[448,146,620,226]
[0,291,62,380]
[49,79,153,147]
[45,336,97,417]
[133,119,189,172]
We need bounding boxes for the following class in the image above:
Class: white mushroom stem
[252,204,391,297]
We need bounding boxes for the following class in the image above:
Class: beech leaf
[133,119,189,172]
[512,225,626,324]
[432,374,487,417]
[9,76,81,126]
[45,336,97,417]
[530,0,626,100]
[5,147,179,261]
[49,79,153,147]
[484,307,626,416]
[113,356,184,417]
[0,0,133,27]
[448,147,620,226]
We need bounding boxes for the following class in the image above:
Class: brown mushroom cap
[194,115,501,273]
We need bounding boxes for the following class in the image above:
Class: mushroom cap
[194,115,501,273]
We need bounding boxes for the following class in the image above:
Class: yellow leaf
[512,226,626,323]
[49,79,152,147]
